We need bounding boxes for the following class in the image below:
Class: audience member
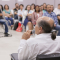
[18,4,24,23]
[41,5,44,11]
[54,4,60,25]
[39,6,43,12]
[13,3,19,19]
[18,16,58,60]
[3,4,14,28]
[43,3,47,13]
[0,4,11,36]
[23,5,33,30]
[32,5,43,26]
[31,4,35,13]
[43,4,60,36]
[51,5,54,12]
[31,3,35,9]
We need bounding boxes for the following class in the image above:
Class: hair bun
[51,30,57,40]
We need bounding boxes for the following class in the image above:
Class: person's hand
[22,30,32,40]
[7,15,11,18]
[14,12,17,15]
[27,14,32,16]
[54,24,56,27]
[19,15,22,17]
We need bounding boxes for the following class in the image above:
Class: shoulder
[51,12,56,15]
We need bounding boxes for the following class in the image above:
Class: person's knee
[5,17,8,20]
[28,22,32,25]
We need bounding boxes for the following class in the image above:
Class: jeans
[54,25,60,36]
[0,19,8,33]
[14,15,18,19]
[5,17,13,26]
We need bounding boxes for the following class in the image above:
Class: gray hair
[38,20,56,40]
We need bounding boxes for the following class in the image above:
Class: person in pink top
[32,5,43,26]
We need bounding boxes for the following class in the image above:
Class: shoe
[4,33,12,37]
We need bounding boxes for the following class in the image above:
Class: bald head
[37,16,54,28]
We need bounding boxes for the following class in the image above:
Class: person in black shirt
[0,5,12,37]
[13,3,19,19]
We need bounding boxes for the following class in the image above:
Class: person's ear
[39,27,43,34]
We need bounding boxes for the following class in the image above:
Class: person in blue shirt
[43,4,60,36]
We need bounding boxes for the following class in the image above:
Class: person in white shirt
[18,16,59,60]
[30,4,35,13]
[23,5,33,30]
[18,4,24,23]
[54,4,60,25]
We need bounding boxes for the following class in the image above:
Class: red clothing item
[32,11,43,25]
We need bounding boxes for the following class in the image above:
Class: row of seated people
[0,3,60,36]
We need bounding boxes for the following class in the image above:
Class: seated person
[32,5,43,26]
[39,6,43,12]
[30,4,35,13]
[0,4,11,37]
[3,4,14,27]
[18,4,24,23]
[18,16,58,60]
[43,3,47,13]
[51,5,54,12]
[41,5,44,11]
[54,4,60,25]
[13,3,19,19]
[43,4,60,36]
[23,5,33,30]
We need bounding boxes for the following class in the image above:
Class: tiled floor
[0,28,60,60]
[0,28,23,60]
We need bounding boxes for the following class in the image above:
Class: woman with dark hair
[18,4,24,22]
[32,5,43,26]
[31,3,35,9]
[0,4,3,11]
[3,4,14,27]
[23,5,33,30]
[0,4,11,36]
[31,4,35,13]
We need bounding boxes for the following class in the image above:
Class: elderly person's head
[35,16,56,40]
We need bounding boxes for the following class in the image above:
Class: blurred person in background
[32,5,43,26]
[3,4,14,28]
[13,3,19,19]
[23,5,33,30]
[41,5,44,11]
[51,5,54,12]
[31,4,35,13]
[43,4,60,36]
[18,4,24,23]
[54,4,60,25]
[43,3,47,13]
[0,4,11,37]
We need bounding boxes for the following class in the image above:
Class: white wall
[0,0,59,9]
